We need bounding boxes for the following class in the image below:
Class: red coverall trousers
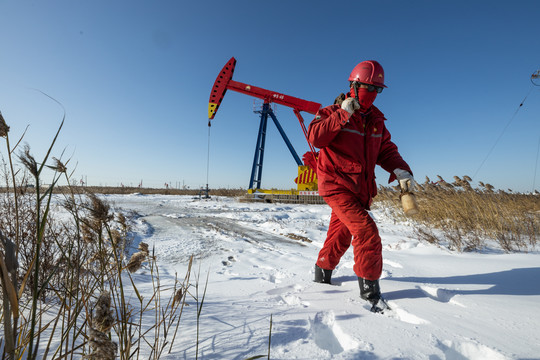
[315,191,382,281]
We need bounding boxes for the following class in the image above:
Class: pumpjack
[208,57,321,198]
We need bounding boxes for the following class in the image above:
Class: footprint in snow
[265,271,286,284]
[310,311,360,355]
[279,294,310,308]
[386,304,430,325]
[355,298,430,325]
[436,339,510,360]
[221,256,236,266]
[418,285,465,307]
[266,284,303,295]
[267,284,309,307]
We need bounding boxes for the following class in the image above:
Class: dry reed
[0,108,195,359]
[0,111,9,138]
[375,175,540,252]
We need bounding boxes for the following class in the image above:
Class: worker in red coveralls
[307,60,415,309]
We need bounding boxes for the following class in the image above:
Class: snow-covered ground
[104,194,539,360]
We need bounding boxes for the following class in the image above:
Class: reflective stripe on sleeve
[341,128,365,136]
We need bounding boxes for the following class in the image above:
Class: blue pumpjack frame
[249,102,302,190]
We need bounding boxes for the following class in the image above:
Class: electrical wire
[472,86,534,180]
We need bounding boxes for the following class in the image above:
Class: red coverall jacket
[308,102,411,207]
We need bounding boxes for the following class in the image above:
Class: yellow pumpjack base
[243,189,324,204]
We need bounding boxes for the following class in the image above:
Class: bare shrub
[0,109,196,360]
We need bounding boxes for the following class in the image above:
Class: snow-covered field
[104,194,539,360]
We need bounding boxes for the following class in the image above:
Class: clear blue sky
[1,1,539,192]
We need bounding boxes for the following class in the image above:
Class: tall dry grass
[375,175,540,252]
[0,110,211,359]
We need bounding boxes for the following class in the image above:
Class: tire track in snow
[141,213,308,262]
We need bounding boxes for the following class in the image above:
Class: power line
[472,86,534,180]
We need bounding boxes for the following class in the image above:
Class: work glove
[334,93,346,106]
[394,168,416,192]
[341,97,360,116]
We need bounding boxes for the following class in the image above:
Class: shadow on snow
[385,267,540,300]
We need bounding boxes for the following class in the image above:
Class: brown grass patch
[374,175,539,252]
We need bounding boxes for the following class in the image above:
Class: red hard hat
[348,60,386,88]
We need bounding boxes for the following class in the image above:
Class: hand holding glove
[341,97,361,116]
[394,168,416,192]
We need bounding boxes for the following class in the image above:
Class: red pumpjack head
[208,57,321,119]
[208,57,321,156]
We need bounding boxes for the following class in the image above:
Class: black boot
[314,264,332,284]
[358,277,381,305]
